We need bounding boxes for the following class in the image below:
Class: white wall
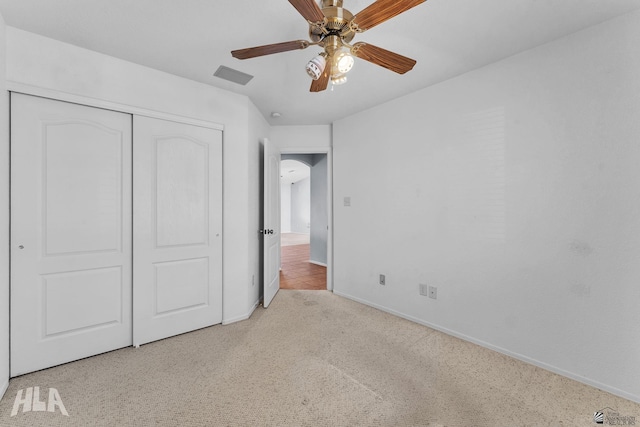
[0,10,9,399]
[271,125,331,150]
[290,177,311,234]
[310,154,328,265]
[5,27,261,325]
[333,10,640,403]
[281,182,292,233]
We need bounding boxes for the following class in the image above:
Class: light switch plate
[419,284,428,296]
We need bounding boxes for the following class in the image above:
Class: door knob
[18,245,24,249]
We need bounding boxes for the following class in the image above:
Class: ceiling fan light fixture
[305,53,327,80]
[335,49,354,74]
[331,74,348,85]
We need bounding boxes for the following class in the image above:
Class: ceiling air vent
[213,66,254,86]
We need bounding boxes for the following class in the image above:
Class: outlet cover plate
[428,286,437,299]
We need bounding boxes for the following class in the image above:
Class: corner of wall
[0,9,10,399]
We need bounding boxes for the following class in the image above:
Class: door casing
[280,147,333,292]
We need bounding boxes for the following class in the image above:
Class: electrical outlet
[419,284,429,296]
[428,286,437,300]
[252,274,255,287]
[344,196,351,207]
[379,274,385,285]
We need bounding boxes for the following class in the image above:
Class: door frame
[7,83,224,132]
[280,147,333,291]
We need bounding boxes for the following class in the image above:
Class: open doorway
[279,155,328,290]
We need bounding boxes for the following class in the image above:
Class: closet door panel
[11,93,133,376]
[133,116,222,346]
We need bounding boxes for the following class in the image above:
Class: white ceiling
[281,159,311,185]
[1,0,639,126]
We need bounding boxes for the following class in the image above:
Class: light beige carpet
[1,290,638,426]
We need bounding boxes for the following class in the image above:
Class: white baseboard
[222,299,260,325]
[333,290,640,404]
[0,379,8,401]
[309,260,327,267]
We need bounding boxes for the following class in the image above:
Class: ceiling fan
[231,0,426,92]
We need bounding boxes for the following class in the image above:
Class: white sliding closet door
[133,116,223,346]
[11,94,133,376]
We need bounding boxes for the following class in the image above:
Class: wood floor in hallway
[280,243,326,290]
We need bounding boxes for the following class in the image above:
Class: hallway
[280,242,326,290]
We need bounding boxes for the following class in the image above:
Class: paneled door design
[263,139,281,308]
[11,94,133,376]
[133,116,222,346]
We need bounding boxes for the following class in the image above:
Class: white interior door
[11,93,133,376]
[263,139,281,308]
[133,116,222,346]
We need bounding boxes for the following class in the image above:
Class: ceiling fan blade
[288,0,326,23]
[351,42,417,74]
[351,0,426,32]
[310,68,330,92]
[231,40,310,60]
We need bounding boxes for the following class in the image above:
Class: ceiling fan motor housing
[309,1,355,44]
